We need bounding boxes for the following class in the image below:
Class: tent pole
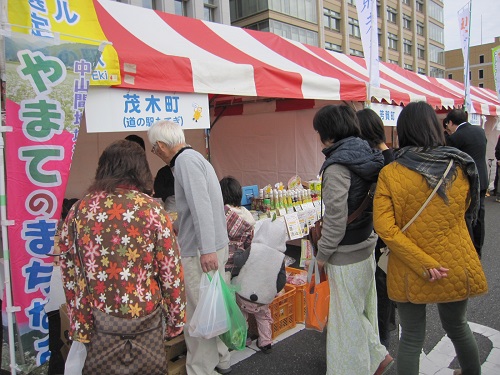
[0,125,20,375]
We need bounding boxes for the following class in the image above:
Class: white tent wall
[209,101,363,188]
[64,118,207,199]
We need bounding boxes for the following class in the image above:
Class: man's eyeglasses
[151,142,158,154]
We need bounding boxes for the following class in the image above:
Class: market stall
[3,1,500,373]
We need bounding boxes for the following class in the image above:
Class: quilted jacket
[373,162,487,304]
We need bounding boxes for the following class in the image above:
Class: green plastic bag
[219,275,247,351]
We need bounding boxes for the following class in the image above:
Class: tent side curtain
[94,0,500,115]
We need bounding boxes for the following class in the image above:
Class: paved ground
[227,195,500,375]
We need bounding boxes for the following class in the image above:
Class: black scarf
[320,137,384,182]
[395,146,480,222]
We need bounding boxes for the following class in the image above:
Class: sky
[443,0,500,50]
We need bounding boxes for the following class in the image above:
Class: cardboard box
[167,356,187,375]
[165,334,187,362]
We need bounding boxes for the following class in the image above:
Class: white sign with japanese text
[458,3,472,113]
[85,86,210,132]
[370,103,402,127]
[356,0,380,88]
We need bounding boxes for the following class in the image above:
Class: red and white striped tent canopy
[95,0,500,116]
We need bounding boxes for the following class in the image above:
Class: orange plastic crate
[270,285,296,339]
[286,267,308,323]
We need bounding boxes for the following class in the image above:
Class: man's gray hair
[147,120,186,147]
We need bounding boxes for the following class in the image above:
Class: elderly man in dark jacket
[494,135,500,202]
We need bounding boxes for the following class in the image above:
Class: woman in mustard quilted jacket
[373,102,488,375]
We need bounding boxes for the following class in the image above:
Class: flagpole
[467,1,472,113]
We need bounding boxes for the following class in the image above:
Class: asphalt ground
[229,195,500,375]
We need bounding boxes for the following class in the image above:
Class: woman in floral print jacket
[59,140,186,345]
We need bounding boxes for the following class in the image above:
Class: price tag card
[315,206,322,220]
[297,210,309,235]
[277,208,287,216]
[305,208,317,228]
[284,212,303,240]
[300,239,313,267]
[302,202,315,210]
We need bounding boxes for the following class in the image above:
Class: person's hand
[200,252,218,273]
[316,259,325,272]
[428,267,449,282]
[304,259,325,273]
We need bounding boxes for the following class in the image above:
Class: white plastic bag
[188,270,228,339]
[64,341,87,375]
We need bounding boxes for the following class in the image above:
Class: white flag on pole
[458,3,472,113]
[356,0,380,89]
[492,45,500,101]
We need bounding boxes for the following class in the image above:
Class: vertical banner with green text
[4,33,99,369]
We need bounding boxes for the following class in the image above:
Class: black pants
[47,310,65,375]
[494,164,499,196]
[374,248,396,348]
[465,190,485,258]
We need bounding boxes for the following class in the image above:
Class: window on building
[403,0,410,4]
[479,69,484,79]
[324,8,341,32]
[378,28,382,46]
[269,0,318,23]
[448,73,453,79]
[428,1,444,22]
[387,7,397,23]
[404,39,412,55]
[245,20,270,32]
[429,22,444,44]
[429,44,444,64]
[174,0,185,15]
[347,0,356,5]
[430,67,444,78]
[479,83,484,88]
[230,0,269,21]
[204,0,216,21]
[418,67,426,75]
[389,59,399,65]
[479,55,484,64]
[269,19,318,46]
[325,42,342,53]
[403,14,412,30]
[417,21,424,36]
[139,0,153,9]
[416,0,424,13]
[348,17,361,38]
[388,33,398,50]
[350,48,364,57]
[417,44,425,59]
[404,63,413,71]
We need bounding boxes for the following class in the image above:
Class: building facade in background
[113,0,445,77]
[114,0,231,24]
[445,36,500,92]
[229,0,445,78]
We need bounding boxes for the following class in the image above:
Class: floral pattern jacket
[59,188,185,343]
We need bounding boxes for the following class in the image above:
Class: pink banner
[4,33,99,366]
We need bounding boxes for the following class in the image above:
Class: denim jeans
[396,300,480,375]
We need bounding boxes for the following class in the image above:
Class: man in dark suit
[445,109,488,258]
[494,135,500,202]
